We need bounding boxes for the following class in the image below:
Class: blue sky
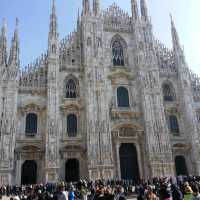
[0,0,199,75]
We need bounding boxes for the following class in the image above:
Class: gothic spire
[93,0,100,16]
[49,0,58,39]
[77,9,80,28]
[0,18,8,66]
[8,18,20,66]
[170,14,181,51]
[82,0,91,16]
[140,0,148,21]
[131,0,139,20]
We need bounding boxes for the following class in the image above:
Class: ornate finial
[82,0,91,16]
[16,18,19,28]
[170,14,181,51]
[49,0,58,39]
[93,0,100,16]
[0,18,8,66]
[14,18,19,39]
[140,0,148,21]
[77,8,80,28]
[52,0,56,14]
[131,0,139,20]
[2,18,7,35]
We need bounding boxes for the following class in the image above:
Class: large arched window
[117,87,130,108]
[162,83,176,102]
[168,115,180,134]
[67,114,77,137]
[66,79,77,98]
[25,113,38,135]
[112,40,125,66]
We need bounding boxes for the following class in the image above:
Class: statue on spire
[140,0,148,21]
[131,0,139,20]
[82,0,91,16]
[93,0,100,16]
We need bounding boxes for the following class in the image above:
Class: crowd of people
[0,176,200,200]
[135,176,200,200]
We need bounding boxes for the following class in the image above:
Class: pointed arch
[111,34,128,67]
[67,114,77,137]
[168,115,180,134]
[162,81,176,102]
[65,75,79,98]
[117,86,130,107]
[25,113,38,135]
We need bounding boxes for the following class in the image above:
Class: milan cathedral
[0,0,200,185]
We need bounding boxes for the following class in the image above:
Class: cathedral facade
[0,0,200,185]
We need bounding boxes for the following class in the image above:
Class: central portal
[21,160,37,185]
[65,159,80,182]
[175,155,188,176]
[119,143,140,181]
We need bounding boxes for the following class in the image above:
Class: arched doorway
[21,160,37,185]
[175,155,188,176]
[65,159,80,182]
[119,143,140,181]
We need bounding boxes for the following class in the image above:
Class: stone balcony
[16,132,43,143]
[60,98,82,111]
[110,106,140,121]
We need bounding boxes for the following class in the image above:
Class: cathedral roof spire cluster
[0,18,8,66]
[130,0,149,21]
[82,0,100,16]
[8,18,20,66]
[0,17,20,68]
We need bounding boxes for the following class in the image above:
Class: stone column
[16,158,22,185]
[116,142,121,179]
[136,142,143,178]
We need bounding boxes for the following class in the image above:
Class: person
[145,186,157,200]
[95,185,105,200]
[13,196,20,200]
[137,184,145,200]
[171,184,183,200]
[159,179,172,200]
[54,183,67,200]
[104,186,114,200]
[68,187,75,200]
[192,185,200,200]
[184,182,193,200]
[117,187,126,200]
[61,182,68,200]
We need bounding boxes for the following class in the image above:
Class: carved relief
[143,71,158,89]
[119,127,136,137]
[2,135,10,161]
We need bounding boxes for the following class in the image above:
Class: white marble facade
[0,0,200,185]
